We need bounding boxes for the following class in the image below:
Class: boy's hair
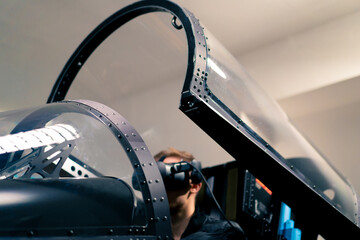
[154,147,195,163]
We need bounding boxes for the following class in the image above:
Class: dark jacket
[181,209,247,240]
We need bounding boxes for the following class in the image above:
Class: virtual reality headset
[157,156,202,190]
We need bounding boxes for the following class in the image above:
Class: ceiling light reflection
[208,58,227,79]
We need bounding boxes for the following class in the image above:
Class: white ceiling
[1,1,360,192]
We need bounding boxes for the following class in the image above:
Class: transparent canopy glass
[203,28,358,223]
[66,11,233,167]
[0,102,147,228]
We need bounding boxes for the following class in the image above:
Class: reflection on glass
[208,58,227,79]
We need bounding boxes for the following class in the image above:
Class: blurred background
[0,0,359,193]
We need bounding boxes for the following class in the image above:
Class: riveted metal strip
[64,100,171,239]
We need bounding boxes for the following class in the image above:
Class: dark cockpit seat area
[0,178,136,233]
[198,161,278,240]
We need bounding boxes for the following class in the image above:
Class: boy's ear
[190,182,202,193]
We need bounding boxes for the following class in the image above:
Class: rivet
[142,163,146,167]
[125,134,129,137]
[28,231,34,237]
[134,147,138,151]
[148,180,152,184]
[122,121,126,125]
[160,197,165,201]
[147,198,151,203]
[149,162,154,166]
[127,148,131,152]
[68,230,74,236]
[163,216,168,221]
[153,198,157,202]
[108,123,112,127]
[155,179,160,183]
[141,147,146,150]
[108,229,114,235]
[132,133,136,136]
[134,164,140,168]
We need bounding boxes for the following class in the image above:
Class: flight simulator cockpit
[0,1,359,239]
